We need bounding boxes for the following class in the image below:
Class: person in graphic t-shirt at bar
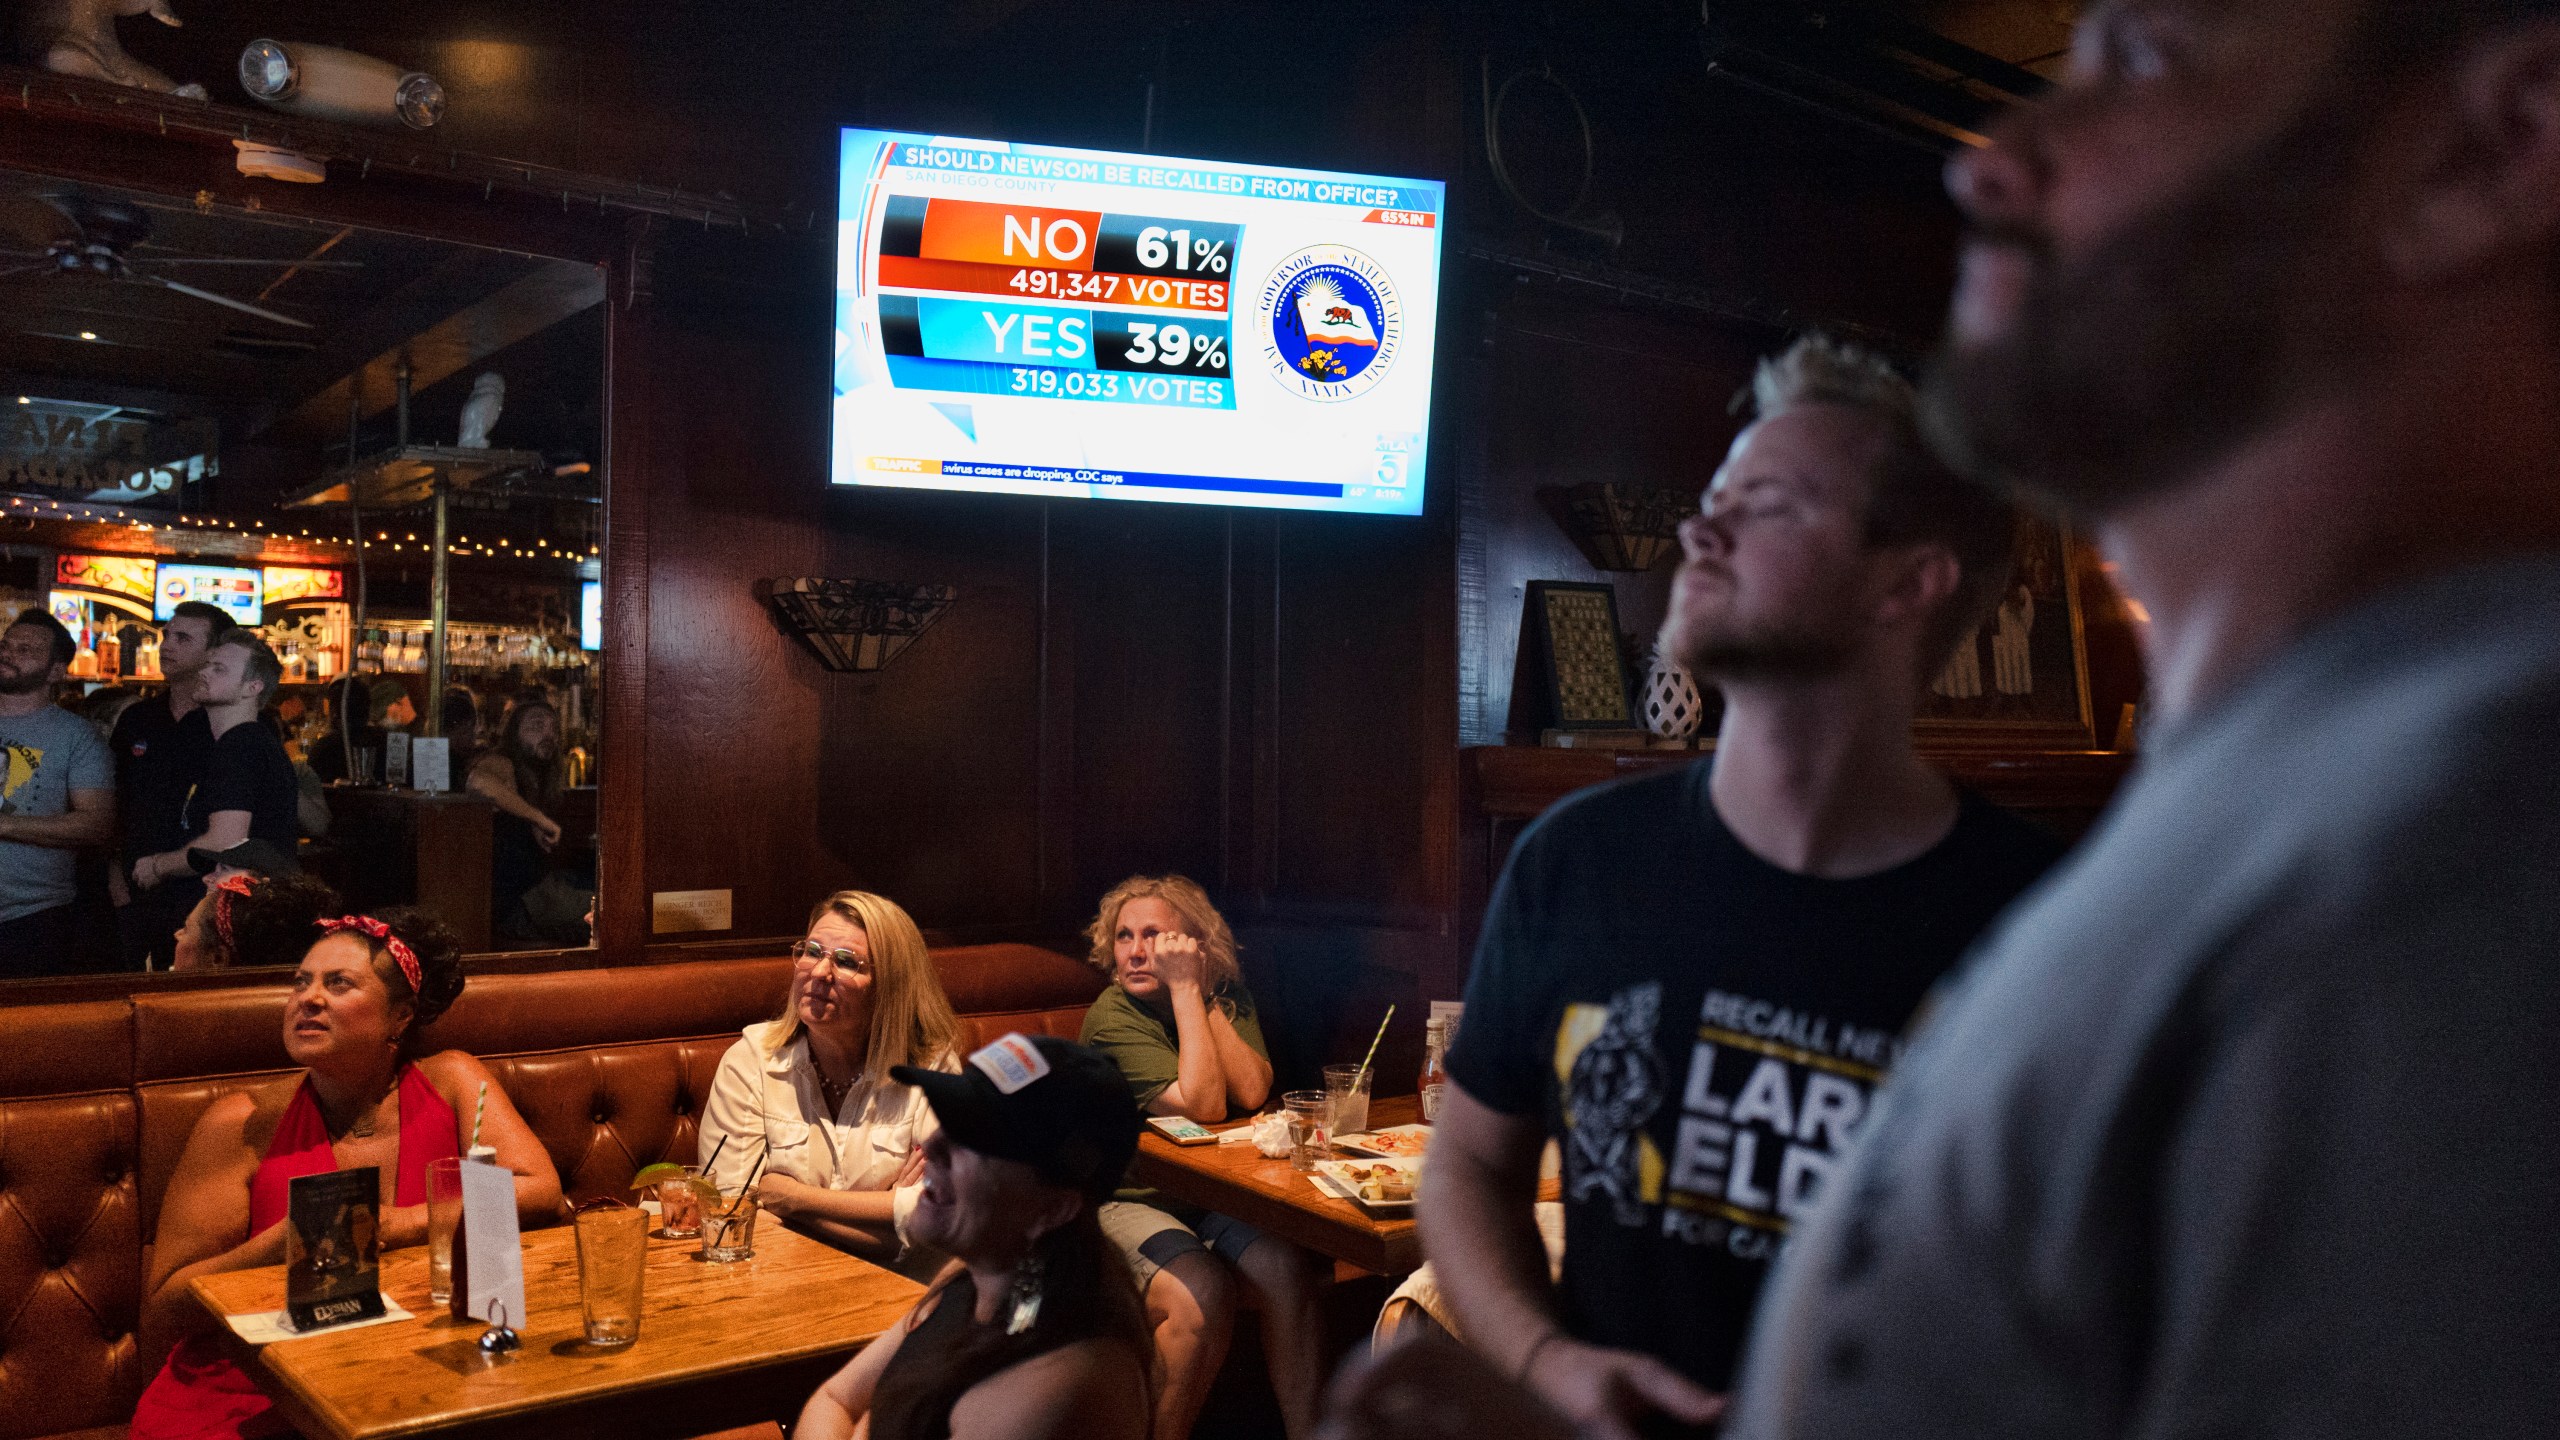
[1375,337,2059,1440]
[131,632,298,894]
[0,611,111,974]
[109,599,232,968]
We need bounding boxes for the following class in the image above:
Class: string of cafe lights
[0,494,602,561]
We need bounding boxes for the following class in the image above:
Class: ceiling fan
[0,191,358,331]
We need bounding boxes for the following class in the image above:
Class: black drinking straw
[727,1141,771,1217]
[699,1134,728,1174]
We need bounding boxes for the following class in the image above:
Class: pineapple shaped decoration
[1640,648,1705,745]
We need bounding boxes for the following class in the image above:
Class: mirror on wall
[0,174,606,979]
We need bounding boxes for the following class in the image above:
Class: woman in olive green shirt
[1079,875,1331,1440]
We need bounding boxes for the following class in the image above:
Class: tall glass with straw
[1326,1006,1394,1139]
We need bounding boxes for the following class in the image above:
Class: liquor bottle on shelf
[1418,1017,1451,1123]
[97,628,119,678]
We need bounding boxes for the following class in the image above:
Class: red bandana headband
[317,915,421,994]
[211,873,257,953]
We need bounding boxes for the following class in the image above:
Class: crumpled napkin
[1251,1109,1294,1158]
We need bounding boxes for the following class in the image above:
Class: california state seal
[1257,244,1404,402]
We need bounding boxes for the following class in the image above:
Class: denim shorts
[1098,1200,1268,1295]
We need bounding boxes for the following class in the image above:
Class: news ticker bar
[867,455,1341,498]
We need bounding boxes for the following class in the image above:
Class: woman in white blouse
[699,890,963,1271]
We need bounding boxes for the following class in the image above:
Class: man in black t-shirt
[108,600,231,968]
[130,632,296,899]
[1414,337,2060,1438]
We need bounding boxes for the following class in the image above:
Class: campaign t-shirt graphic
[1450,762,2059,1392]
[1557,983,1667,1226]
[0,742,43,813]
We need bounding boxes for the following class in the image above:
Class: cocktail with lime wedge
[629,1162,715,1240]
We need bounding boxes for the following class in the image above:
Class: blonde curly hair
[1083,875,1241,996]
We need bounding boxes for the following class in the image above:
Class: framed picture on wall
[1524,580,1634,730]
[1916,515,2097,747]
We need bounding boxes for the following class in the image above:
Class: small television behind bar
[157,563,263,625]
[831,130,1444,516]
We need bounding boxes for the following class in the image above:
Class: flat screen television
[831,129,1444,516]
[157,563,263,625]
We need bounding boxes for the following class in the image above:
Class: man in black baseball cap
[892,1033,1143,1204]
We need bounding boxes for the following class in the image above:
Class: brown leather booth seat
[0,942,1103,1440]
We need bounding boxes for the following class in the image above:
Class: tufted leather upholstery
[0,942,1102,1440]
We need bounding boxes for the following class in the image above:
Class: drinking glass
[425,1158,464,1304]
[699,1189,759,1263]
[653,1166,703,1240]
[573,1203,650,1347]
[1282,1090,1332,1172]
[1322,1064,1373,1138]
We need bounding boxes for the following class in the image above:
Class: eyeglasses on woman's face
[791,938,873,976]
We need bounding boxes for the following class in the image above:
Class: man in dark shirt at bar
[130,632,296,899]
[1417,336,2059,1439]
[108,600,231,969]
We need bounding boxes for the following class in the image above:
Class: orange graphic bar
[877,255,1229,314]
[920,198,1105,271]
[1363,208,1437,228]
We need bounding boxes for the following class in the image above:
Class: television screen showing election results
[830,129,1443,516]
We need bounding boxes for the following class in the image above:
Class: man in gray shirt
[1721,0,2560,1436]
[0,611,110,975]
[1322,2,2560,1438]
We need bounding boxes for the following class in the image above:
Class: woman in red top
[130,907,563,1440]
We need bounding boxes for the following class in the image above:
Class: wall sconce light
[1539,482,1698,572]
[760,578,957,672]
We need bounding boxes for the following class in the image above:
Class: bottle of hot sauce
[1418,1016,1451,1123]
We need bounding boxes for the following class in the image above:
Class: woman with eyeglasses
[697,890,963,1273]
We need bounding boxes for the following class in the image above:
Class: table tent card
[286,1168,386,1331]
[411,736,450,792]
[450,1156,527,1331]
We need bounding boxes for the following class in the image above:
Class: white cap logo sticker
[970,1033,1051,1095]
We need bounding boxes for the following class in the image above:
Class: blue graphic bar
[917,297,1096,369]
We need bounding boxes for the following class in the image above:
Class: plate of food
[1333,1123,1431,1160]
[1314,1158,1420,1211]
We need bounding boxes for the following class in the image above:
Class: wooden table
[189,1221,923,1440]
[1129,1094,1433,1276]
